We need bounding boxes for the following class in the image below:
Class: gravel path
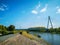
[0,34,50,45]
[0,34,18,42]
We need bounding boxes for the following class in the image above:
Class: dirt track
[0,34,50,45]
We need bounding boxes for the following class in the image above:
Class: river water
[29,32,60,45]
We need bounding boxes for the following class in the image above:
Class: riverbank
[29,32,60,45]
[0,33,50,45]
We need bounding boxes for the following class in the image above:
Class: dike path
[0,33,50,45]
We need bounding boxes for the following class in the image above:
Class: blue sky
[0,0,60,29]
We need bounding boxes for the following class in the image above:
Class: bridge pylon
[47,16,53,29]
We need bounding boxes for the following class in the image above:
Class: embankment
[0,34,50,45]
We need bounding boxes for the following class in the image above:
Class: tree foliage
[0,25,8,35]
[0,25,15,35]
[8,25,15,31]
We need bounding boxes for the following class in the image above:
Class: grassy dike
[0,31,50,45]
[22,31,51,45]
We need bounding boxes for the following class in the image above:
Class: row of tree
[0,25,60,35]
[28,27,60,34]
[0,25,15,35]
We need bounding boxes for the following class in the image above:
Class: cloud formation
[0,7,5,11]
[32,10,38,14]
[56,7,60,14]
[40,4,48,13]
[0,3,8,11]
[31,1,48,14]
[56,6,59,9]
[31,2,40,14]
[35,2,40,9]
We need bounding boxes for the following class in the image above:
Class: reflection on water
[30,32,60,45]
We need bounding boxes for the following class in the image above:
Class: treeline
[0,25,60,35]
[28,27,46,32]
[0,25,16,35]
[28,27,60,34]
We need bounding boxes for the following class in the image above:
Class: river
[29,32,60,45]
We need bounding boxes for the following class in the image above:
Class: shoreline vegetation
[0,24,60,36]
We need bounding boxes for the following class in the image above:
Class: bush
[1,30,8,35]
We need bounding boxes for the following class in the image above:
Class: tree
[0,25,8,35]
[0,25,3,30]
[8,25,15,31]
[49,28,54,32]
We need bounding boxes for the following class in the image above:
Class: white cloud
[2,3,7,7]
[31,2,40,14]
[56,6,59,9]
[36,2,40,9]
[0,3,8,11]
[40,4,48,13]
[31,2,48,14]
[32,10,38,14]
[56,8,60,14]
[36,4,40,9]
[0,7,5,11]
[14,22,22,29]
[40,8,46,13]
